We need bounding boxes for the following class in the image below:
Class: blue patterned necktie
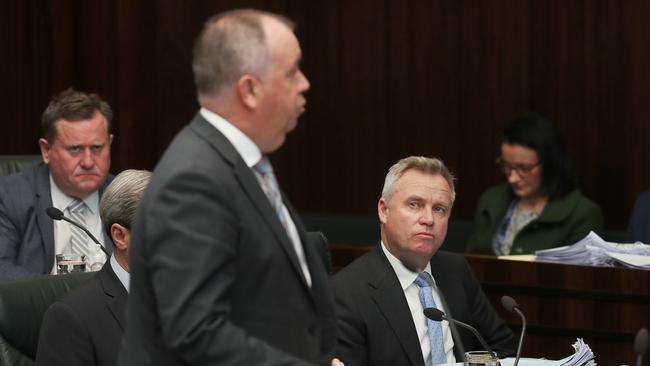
[68,199,90,256]
[253,156,288,230]
[414,272,447,365]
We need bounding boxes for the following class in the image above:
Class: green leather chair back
[0,272,95,366]
[0,155,41,177]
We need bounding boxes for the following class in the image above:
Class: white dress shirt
[110,254,130,292]
[50,175,106,274]
[381,242,456,365]
[199,108,312,287]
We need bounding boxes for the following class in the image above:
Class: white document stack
[441,338,596,366]
[535,231,650,270]
[560,338,597,366]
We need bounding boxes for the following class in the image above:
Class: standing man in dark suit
[331,156,513,366]
[120,9,341,366]
[0,89,114,281]
[35,169,151,366]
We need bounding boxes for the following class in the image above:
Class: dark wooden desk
[330,245,650,365]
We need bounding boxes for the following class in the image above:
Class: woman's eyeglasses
[495,157,540,177]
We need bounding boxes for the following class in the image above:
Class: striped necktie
[253,156,288,230]
[68,198,90,257]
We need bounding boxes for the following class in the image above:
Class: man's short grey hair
[192,9,295,96]
[100,169,151,234]
[381,156,456,205]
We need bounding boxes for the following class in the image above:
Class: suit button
[308,324,317,335]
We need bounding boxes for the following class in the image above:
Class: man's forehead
[397,170,450,190]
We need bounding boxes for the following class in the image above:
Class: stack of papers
[440,338,596,366]
[561,338,596,366]
[535,231,650,270]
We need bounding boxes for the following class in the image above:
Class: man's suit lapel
[189,115,309,288]
[99,263,128,330]
[368,248,425,366]
[34,163,55,272]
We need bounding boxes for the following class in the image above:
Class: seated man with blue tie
[0,88,114,280]
[35,169,151,366]
[331,156,513,365]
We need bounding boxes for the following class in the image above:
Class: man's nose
[420,209,434,226]
[79,149,94,168]
[298,70,310,92]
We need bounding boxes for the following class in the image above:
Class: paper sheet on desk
[606,252,650,269]
[440,357,572,365]
[535,231,650,269]
[440,338,595,366]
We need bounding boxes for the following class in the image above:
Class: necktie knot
[252,156,286,228]
[69,198,86,214]
[414,272,433,289]
[253,156,274,176]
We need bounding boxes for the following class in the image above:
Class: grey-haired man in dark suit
[36,169,150,366]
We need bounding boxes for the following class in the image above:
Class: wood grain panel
[2,1,650,230]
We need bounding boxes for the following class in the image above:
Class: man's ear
[38,138,51,164]
[110,223,130,251]
[237,75,261,109]
[378,197,389,224]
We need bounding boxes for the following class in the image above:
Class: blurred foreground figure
[119,9,339,366]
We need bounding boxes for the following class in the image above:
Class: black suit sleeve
[36,302,93,366]
[331,275,369,366]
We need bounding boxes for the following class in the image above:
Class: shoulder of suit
[0,161,41,181]
[431,250,465,265]
[0,162,44,194]
[331,247,379,283]
[54,275,104,311]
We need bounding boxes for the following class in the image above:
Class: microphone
[424,307,494,354]
[635,328,649,366]
[501,296,526,366]
[46,206,110,257]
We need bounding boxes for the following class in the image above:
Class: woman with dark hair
[466,112,603,255]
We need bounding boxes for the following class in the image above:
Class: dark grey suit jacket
[119,114,336,366]
[0,163,113,280]
[35,262,127,366]
[331,247,513,366]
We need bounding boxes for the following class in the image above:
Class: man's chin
[74,180,103,195]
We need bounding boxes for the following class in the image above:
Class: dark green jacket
[466,184,604,255]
